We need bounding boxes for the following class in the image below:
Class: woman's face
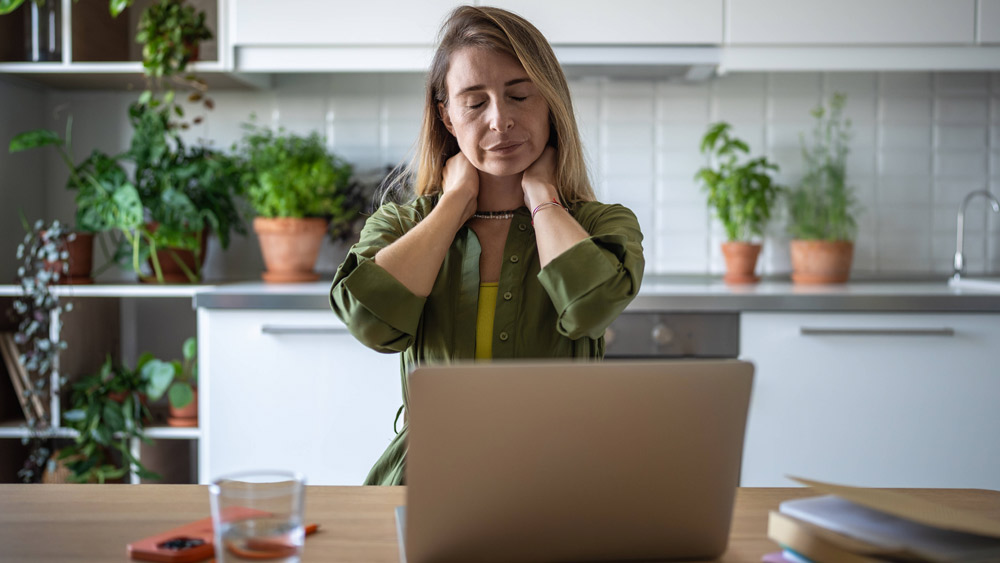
[439,46,551,178]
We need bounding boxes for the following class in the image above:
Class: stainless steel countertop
[191,275,1000,312]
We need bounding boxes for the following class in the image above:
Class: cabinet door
[488,0,723,44]
[727,0,975,45]
[200,309,401,485]
[232,0,460,45]
[740,312,1000,488]
[980,0,1000,43]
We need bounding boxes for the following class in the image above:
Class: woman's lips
[487,142,524,155]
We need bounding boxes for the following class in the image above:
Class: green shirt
[329,196,644,485]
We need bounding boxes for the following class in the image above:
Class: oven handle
[261,325,351,335]
[799,327,955,337]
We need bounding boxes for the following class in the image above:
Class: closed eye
[468,101,485,109]
[510,96,527,102]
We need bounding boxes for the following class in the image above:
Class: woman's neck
[476,171,524,212]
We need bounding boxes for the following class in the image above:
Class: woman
[330,5,644,486]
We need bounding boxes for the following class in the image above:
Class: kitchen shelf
[0,0,269,90]
[0,291,199,483]
[0,283,209,298]
[0,420,199,440]
[0,61,271,90]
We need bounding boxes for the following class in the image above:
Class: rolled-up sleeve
[536,204,644,340]
[330,205,427,353]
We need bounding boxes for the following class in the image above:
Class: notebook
[397,359,755,563]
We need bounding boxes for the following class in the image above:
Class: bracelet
[531,198,566,224]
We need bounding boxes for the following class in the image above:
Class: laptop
[397,359,755,563]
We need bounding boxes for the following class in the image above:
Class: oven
[603,312,740,359]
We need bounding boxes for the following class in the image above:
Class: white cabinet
[740,312,1000,489]
[727,0,976,45]
[199,309,401,485]
[488,0,723,44]
[980,0,1000,43]
[232,0,459,45]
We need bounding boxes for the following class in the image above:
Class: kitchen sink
[948,277,1000,292]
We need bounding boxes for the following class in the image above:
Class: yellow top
[475,282,499,360]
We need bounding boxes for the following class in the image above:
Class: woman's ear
[438,102,455,136]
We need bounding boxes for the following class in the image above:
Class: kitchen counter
[190,275,1000,312]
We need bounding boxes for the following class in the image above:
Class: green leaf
[0,0,25,16]
[63,409,86,422]
[168,382,193,409]
[142,359,175,400]
[109,0,132,17]
[103,401,125,431]
[9,129,62,153]
[182,337,196,361]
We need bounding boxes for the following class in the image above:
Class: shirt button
[518,223,527,231]
[503,291,512,301]
[509,255,519,263]
[499,331,509,341]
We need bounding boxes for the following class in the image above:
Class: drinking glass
[209,470,306,563]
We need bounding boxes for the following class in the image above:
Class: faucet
[953,190,1000,280]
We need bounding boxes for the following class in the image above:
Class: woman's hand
[441,152,479,223]
[521,146,559,208]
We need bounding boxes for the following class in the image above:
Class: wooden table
[2,485,998,562]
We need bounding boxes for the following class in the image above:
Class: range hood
[554,46,719,81]
[233,45,720,81]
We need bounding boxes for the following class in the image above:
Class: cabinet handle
[260,325,351,335]
[800,327,955,337]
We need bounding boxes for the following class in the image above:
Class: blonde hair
[406,5,595,205]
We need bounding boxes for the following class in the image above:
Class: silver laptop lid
[405,360,755,563]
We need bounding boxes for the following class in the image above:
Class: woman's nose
[488,102,514,132]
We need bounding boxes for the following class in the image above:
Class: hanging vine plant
[9,218,74,482]
[135,0,215,132]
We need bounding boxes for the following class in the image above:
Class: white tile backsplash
[881,73,933,95]
[826,73,877,96]
[25,71,1000,278]
[934,151,989,177]
[880,150,933,176]
[656,95,710,123]
[604,122,655,148]
[935,98,990,124]
[603,95,655,122]
[881,125,933,150]
[879,176,932,205]
[935,73,991,95]
[881,96,934,125]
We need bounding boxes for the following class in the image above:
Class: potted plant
[786,92,861,284]
[136,0,211,80]
[696,122,782,284]
[237,122,356,282]
[124,102,245,283]
[59,355,160,483]
[141,336,198,427]
[8,119,132,284]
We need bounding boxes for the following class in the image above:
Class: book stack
[765,477,1000,563]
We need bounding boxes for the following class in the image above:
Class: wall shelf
[0,421,198,440]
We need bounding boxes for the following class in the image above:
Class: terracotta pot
[167,388,198,428]
[142,228,208,284]
[721,241,762,285]
[41,231,94,284]
[254,217,328,283]
[63,232,95,285]
[790,240,854,284]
